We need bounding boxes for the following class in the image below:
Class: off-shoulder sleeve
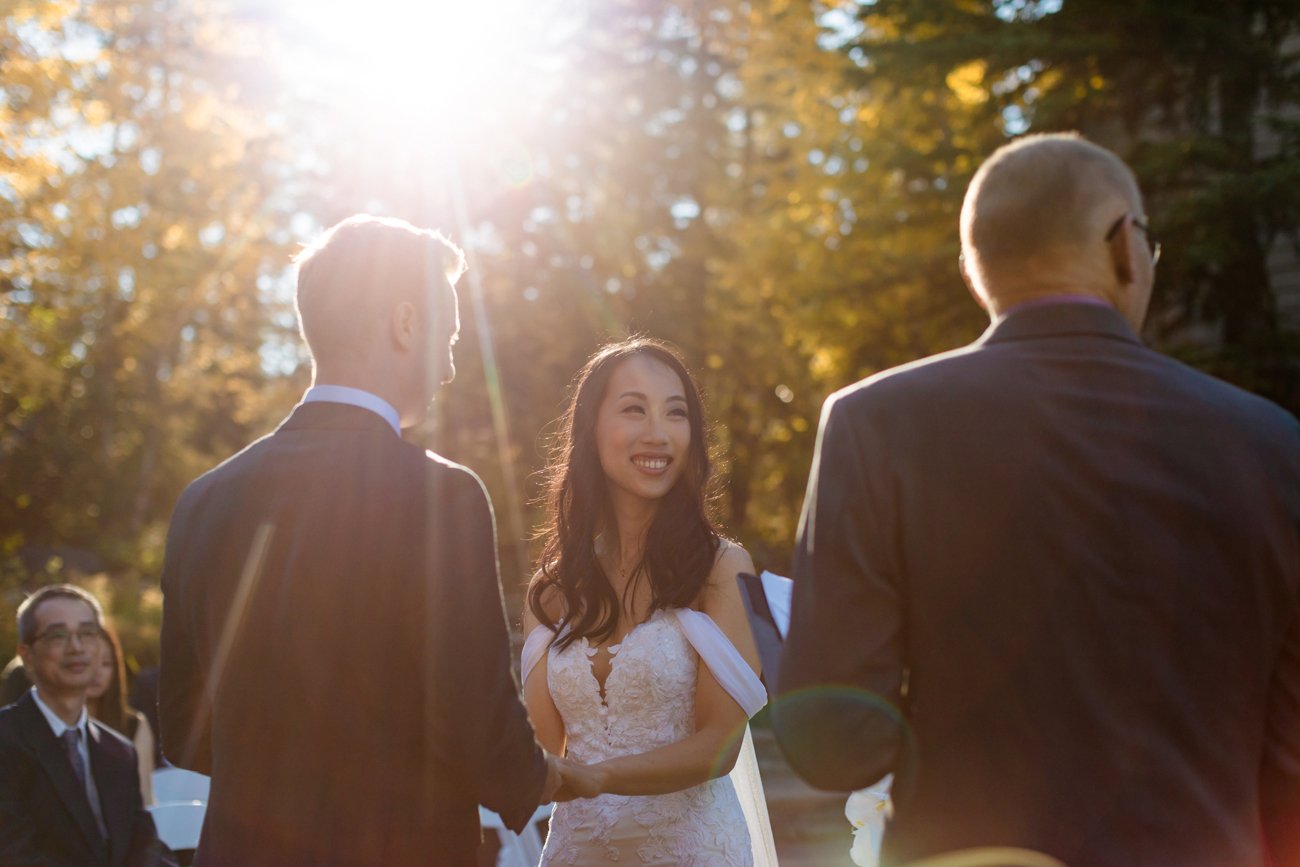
[674,607,777,864]
[522,625,552,683]
[672,608,767,718]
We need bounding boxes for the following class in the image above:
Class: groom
[160,215,559,866]
[774,134,1300,865]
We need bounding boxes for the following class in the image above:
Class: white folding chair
[516,803,553,862]
[148,801,206,852]
[480,804,552,867]
[152,767,211,805]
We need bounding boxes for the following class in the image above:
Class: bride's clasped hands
[546,755,605,802]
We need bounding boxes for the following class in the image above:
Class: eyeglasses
[1105,214,1161,266]
[32,625,103,648]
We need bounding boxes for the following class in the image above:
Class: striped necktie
[61,727,107,839]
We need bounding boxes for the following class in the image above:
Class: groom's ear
[391,301,417,351]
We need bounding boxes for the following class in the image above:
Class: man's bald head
[960,133,1150,321]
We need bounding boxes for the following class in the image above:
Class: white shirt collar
[30,687,88,739]
[301,385,402,436]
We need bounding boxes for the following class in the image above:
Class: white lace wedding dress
[522,607,776,866]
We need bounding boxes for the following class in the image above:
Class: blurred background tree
[0,0,299,660]
[840,0,1300,403]
[1,1,301,548]
[2,0,1297,656]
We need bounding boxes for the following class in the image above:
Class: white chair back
[148,801,205,852]
[152,767,211,805]
[479,803,553,867]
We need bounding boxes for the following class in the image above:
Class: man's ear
[391,301,417,351]
[16,644,30,668]
[1107,216,1137,286]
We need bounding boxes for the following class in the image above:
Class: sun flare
[276,0,554,130]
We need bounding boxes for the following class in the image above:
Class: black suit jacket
[0,691,172,866]
[159,402,547,867]
[774,303,1300,866]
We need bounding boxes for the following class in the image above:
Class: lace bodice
[548,609,697,763]
[539,608,752,865]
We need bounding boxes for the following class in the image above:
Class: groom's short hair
[294,215,466,362]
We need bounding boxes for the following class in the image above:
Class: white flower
[845,775,892,867]
[850,825,883,867]
[844,788,888,828]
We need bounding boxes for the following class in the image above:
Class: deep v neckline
[581,609,667,706]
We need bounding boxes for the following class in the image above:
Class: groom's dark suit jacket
[160,402,547,867]
[0,691,172,866]
[775,303,1300,866]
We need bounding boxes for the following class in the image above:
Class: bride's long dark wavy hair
[529,338,720,651]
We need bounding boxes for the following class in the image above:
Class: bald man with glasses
[775,133,1300,866]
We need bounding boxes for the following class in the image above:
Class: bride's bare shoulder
[694,539,755,611]
[713,538,755,578]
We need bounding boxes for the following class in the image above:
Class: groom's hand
[541,754,565,804]
[545,756,583,803]
[555,758,605,801]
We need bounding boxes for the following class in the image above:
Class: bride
[522,338,776,866]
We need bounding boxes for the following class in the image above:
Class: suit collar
[87,720,133,865]
[979,301,1143,347]
[276,400,405,438]
[14,691,108,857]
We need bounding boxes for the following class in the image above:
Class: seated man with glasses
[0,584,175,866]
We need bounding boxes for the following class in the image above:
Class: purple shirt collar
[998,293,1112,322]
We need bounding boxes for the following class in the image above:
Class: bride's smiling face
[594,354,692,508]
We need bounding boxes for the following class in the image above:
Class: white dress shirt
[301,384,402,436]
[31,687,92,766]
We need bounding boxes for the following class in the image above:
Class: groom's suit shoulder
[408,445,492,495]
[412,444,478,478]
[391,443,500,525]
[165,429,278,526]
